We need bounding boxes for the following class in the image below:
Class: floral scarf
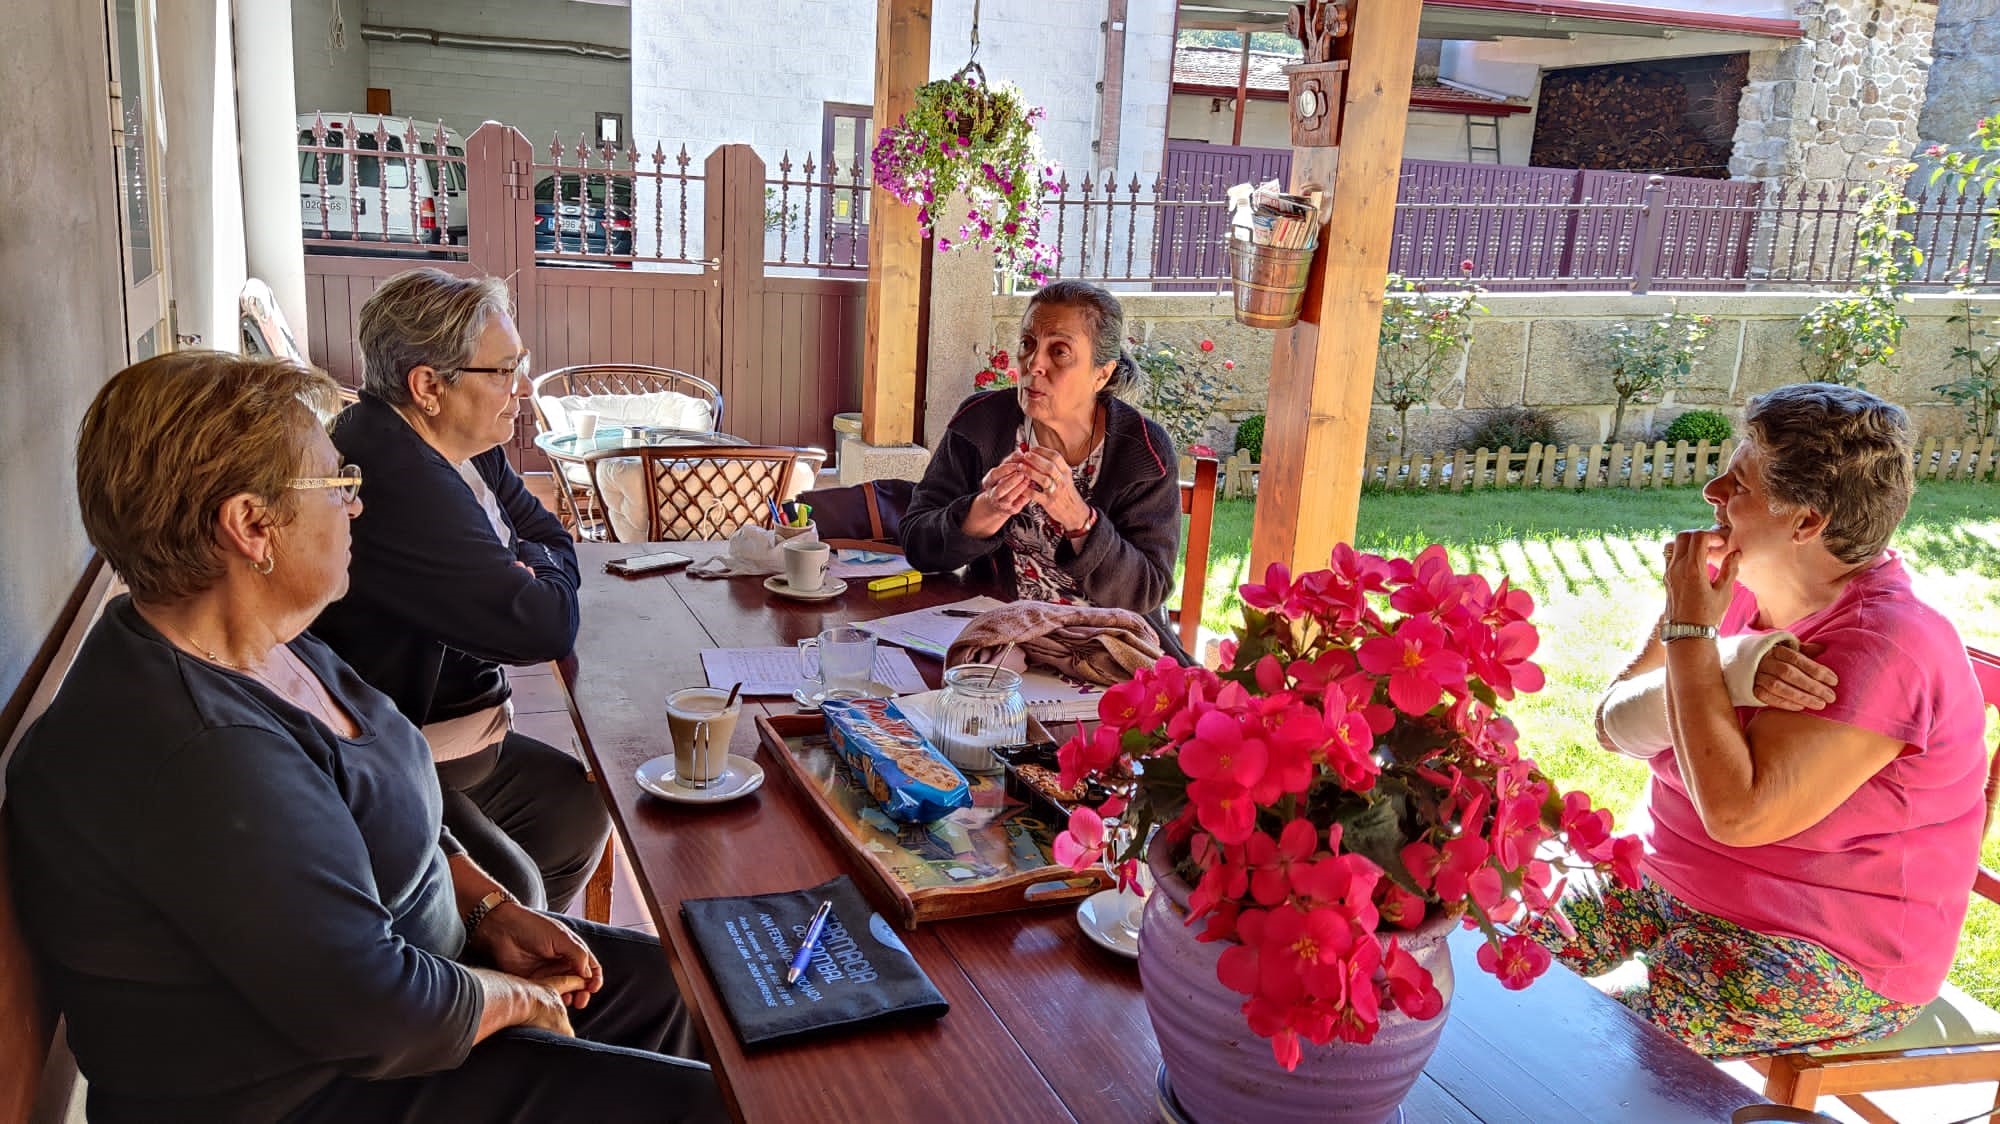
[1003,417,1105,605]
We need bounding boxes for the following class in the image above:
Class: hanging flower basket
[871,63,1058,284]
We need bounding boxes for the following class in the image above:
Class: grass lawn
[1180,481,2000,1007]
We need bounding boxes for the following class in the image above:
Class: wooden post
[860,0,931,446]
[1249,0,1423,577]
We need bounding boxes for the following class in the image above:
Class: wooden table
[561,542,1767,1123]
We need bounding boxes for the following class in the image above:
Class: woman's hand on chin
[1663,529,1737,627]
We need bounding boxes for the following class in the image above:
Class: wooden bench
[1,558,117,1123]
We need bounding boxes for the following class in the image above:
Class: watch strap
[1658,621,1720,643]
[465,888,515,934]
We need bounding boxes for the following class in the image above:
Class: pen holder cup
[774,520,817,542]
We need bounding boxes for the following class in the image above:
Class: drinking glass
[797,627,877,700]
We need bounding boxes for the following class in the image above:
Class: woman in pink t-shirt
[1530,383,1987,1058]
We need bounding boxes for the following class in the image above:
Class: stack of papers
[850,596,1008,659]
[700,646,929,697]
[1227,180,1323,249]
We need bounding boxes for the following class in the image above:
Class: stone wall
[1731,0,1937,193]
[1920,0,2000,150]
[939,292,1987,460]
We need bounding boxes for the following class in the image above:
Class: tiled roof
[1172,46,1292,93]
[1172,46,1528,116]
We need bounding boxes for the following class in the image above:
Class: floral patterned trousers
[1523,877,1924,1058]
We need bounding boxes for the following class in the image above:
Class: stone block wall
[1732,0,1937,193]
[928,291,1988,460]
[1919,0,2000,151]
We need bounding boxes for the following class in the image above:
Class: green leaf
[1332,790,1410,875]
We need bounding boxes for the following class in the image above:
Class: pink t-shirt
[1640,552,1988,1003]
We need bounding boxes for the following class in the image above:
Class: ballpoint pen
[785,899,834,986]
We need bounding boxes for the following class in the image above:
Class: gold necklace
[155,617,340,730]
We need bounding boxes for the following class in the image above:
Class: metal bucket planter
[1227,236,1318,330]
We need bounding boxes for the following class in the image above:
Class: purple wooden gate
[1152,142,1762,291]
[1153,142,1293,286]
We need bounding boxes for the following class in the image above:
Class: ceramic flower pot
[1139,834,1455,1124]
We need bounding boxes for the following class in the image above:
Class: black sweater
[5,599,478,1122]
[902,390,1188,661]
[314,393,580,726]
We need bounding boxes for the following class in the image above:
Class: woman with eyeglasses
[7,353,723,1121]
[311,267,610,915]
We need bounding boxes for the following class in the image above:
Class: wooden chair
[2,559,118,1122]
[587,444,825,542]
[1171,455,1220,654]
[1750,645,2000,1118]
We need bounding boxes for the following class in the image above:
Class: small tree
[1605,312,1716,441]
[1797,175,1918,387]
[1934,302,2000,441]
[1131,337,1235,452]
[1376,273,1483,450]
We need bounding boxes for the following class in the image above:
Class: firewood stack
[1530,61,1739,180]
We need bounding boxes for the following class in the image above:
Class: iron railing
[533,135,704,267]
[1037,171,2000,294]
[298,114,468,258]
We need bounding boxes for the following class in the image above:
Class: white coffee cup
[782,539,831,593]
[573,410,600,440]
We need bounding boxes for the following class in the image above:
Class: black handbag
[795,478,914,550]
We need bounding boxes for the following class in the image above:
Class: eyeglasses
[288,464,364,503]
[457,350,533,385]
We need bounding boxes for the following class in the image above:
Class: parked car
[297,112,467,247]
[535,173,636,257]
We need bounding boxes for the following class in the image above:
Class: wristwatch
[1658,621,1720,644]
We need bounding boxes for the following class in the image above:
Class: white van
[297,113,467,246]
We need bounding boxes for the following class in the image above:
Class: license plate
[559,219,583,234]
[301,196,362,217]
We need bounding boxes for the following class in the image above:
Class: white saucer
[1076,889,1143,959]
[790,682,899,710]
[764,575,849,602]
[635,754,766,804]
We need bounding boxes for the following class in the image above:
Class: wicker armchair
[528,364,724,433]
[528,365,726,539]
[584,444,827,542]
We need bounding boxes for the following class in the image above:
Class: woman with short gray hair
[1531,382,1986,1058]
[314,266,611,914]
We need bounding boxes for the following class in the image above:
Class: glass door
[108,0,170,359]
[821,103,872,268]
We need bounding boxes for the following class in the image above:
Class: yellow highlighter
[867,570,924,593]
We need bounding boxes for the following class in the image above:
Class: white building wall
[359,0,631,160]
[1116,1,1176,183]
[292,0,371,115]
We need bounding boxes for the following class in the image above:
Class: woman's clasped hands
[976,446,1089,532]
[1661,528,1839,712]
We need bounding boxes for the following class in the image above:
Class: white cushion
[541,390,715,435]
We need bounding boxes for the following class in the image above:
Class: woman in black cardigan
[903,280,1189,662]
[313,268,609,912]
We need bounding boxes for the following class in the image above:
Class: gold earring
[252,555,275,576]
[424,402,439,416]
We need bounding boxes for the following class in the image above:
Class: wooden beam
[861,0,931,447]
[1248,0,1422,577]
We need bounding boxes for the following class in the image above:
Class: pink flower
[1476,933,1553,990]
[1189,443,1217,458]
[1383,938,1444,1018]
[1052,804,1106,870]
[1199,339,1215,352]
[1357,615,1469,715]
[1224,359,1236,370]
[1460,259,1476,273]
[1245,820,1321,906]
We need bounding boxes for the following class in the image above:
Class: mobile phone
[605,551,692,577]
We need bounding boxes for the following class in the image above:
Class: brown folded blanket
[944,601,1163,687]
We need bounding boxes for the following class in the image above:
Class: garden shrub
[1235,414,1266,462]
[1462,407,1564,451]
[1661,410,1732,444]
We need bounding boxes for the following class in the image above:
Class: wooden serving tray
[755,713,1110,929]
